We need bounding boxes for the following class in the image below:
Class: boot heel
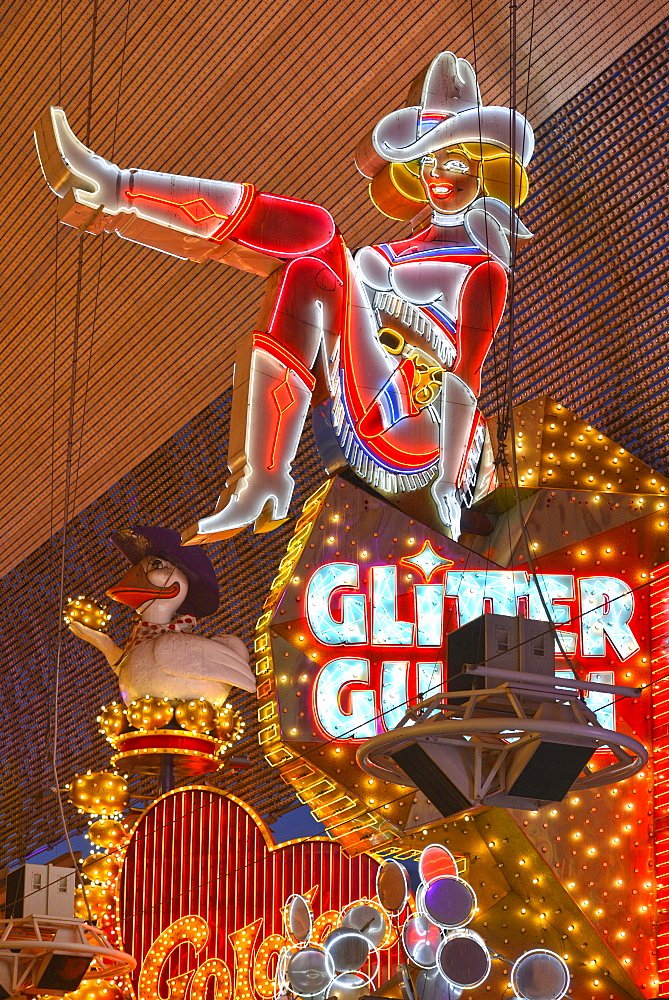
[253,497,290,534]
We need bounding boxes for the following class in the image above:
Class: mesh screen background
[1,396,325,869]
[2,17,668,868]
[481,16,669,460]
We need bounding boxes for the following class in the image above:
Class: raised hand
[68,619,123,670]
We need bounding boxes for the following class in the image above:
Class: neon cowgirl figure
[36,52,533,544]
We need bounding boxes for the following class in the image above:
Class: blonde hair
[369,142,530,221]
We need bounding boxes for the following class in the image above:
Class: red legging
[259,255,506,401]
[452,259,507,396]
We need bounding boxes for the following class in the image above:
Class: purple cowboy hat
[110,526,220,618]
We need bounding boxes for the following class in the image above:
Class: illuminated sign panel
[118,788,402,999]
[306,561,639,740]
[266,481,642,748]
[306,563,639,649]
[256,473,654,855]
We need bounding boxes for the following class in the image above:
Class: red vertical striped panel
[651,565,669,989]
[118,788,403,997]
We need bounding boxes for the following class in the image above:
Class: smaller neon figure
[36,52,533,543]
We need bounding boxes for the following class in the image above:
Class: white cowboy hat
[356,51,534,179]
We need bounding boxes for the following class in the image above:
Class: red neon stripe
[268,369,296,471]
[209,183,255,242]
[253,332,317,391]
[396,357,420,418]
[651,565,669,990]
[123,183,255,242]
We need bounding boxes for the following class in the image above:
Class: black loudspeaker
[390,743,471,818]
[506,740,595,801]
[4,866,25,918]
[447,613,556,701]
[35,953,92,993]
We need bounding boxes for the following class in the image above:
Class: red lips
[428,181,456,198]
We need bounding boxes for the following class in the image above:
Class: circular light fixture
[436,929,491,988]
[511,949,570,1000]
[423,877,476,929]
[402,913,442,969]
[419,843,458,884]
[284,893,313,945]
[286,945,335,998]
[376,860,410,914]
[340,900,389,948]
[325,928,370,974]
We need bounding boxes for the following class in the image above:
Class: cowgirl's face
[420,147,480,214]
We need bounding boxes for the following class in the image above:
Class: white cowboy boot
[430,372,479,541]
[183,349,312,543]
[35,107,244,250]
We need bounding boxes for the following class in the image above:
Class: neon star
[400,540,453,582]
